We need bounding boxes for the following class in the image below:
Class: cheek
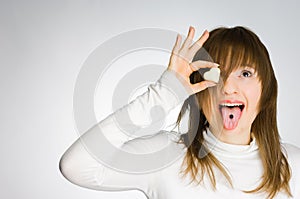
[247,84,262,111]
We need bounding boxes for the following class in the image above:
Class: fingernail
[214,63,220,67]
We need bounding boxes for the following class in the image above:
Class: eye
[241,70,253,78]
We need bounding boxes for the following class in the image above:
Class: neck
[209,126,252,145]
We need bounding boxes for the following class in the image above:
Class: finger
[190,80,217,93]
[189,60,219,71]
[181,26,195,49]
[189,30,209,55]
[172,34,182,54]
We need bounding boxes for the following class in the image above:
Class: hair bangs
[200,27,267,81]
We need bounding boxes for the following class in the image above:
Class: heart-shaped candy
[203,68,220,83]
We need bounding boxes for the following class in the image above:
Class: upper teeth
[220,103,243,107]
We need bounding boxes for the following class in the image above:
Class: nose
[222,76,238,95]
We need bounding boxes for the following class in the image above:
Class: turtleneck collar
[203,128,259,159]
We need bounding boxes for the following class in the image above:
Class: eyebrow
[240,66,256,71]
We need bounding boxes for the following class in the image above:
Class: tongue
[220,107,242,130]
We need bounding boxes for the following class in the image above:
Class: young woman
[59,26,300,198]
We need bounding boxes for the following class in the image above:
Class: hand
[167,26,219,94]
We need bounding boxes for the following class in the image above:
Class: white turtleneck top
[60,70,300,199]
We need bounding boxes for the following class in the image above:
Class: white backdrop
[1,0,299,198]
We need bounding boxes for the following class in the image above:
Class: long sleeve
[59,70,190,195]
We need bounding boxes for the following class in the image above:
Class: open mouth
[219,102,245,130]
[219,103,245,112]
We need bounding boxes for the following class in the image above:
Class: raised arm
[59,26,218,196]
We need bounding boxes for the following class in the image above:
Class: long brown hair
[177,26,291,198]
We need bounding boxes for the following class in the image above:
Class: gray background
[1,0,299,198]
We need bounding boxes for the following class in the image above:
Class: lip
[219,100,245,105]
[218,100,245,113]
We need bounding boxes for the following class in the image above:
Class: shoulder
[122,130,185,154]
[282,143,300,157]
[282,143,300,167]
[282,143,300,196]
